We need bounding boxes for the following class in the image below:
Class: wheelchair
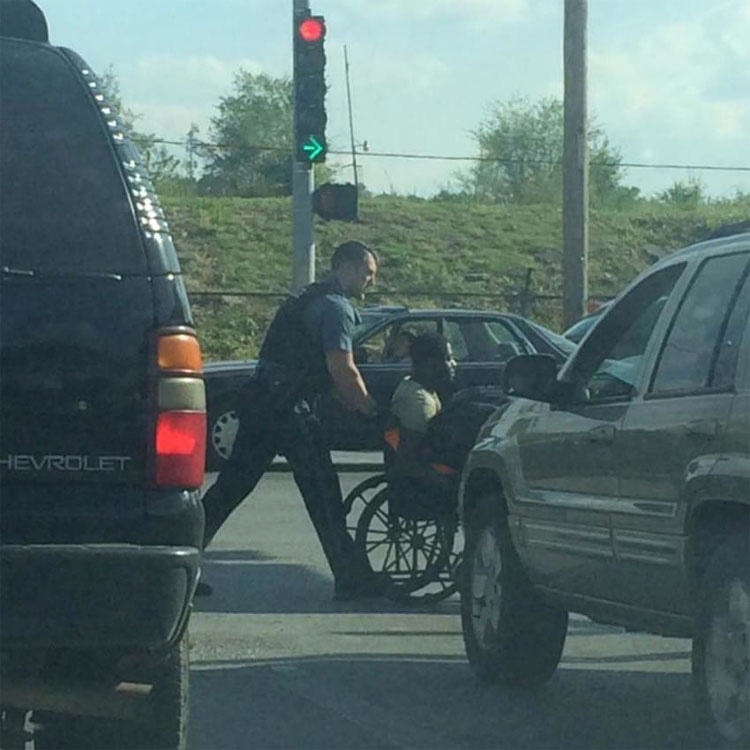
[343,427,463,604]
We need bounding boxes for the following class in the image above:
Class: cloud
[329,44,448,93]
[326,0,529,25]
[128,54,265,102]
[589,2,750,178]
[117,53,269,137]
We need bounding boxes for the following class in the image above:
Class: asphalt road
[189,471,700,750]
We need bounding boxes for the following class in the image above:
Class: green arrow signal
[302,135,324,161]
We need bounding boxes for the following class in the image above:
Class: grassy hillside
[162,194,748,361]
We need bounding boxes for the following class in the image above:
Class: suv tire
[140,631,190,750]
[461,494,568,687]
[693,533,750,747]
[34,634,189,750]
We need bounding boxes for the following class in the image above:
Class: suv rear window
[0,41,146,274]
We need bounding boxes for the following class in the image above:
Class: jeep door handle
[586,425,615,445]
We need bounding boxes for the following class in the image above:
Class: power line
[136,136,750,173]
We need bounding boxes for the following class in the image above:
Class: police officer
[199,240,381,600]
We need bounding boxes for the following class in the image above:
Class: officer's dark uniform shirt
[257,276,361,403]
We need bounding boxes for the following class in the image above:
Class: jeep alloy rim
[471,526,503,650]
[211,409,239,460]
[705,577,750,741]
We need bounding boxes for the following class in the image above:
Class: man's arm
[326,349,377,415]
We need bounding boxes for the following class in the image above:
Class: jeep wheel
[693,533,750,747]
[460,495,568,686]
[209,400,238,468]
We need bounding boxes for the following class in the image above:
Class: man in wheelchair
[345,332,506,601]
[387,330,456,485]
[385,331,508,517]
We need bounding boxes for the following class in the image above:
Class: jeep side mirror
[503,354,558,402]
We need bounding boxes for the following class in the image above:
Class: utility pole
[562,0,589,328]
[186,125,197,182]
[344,45,358,188]
[292,0,315,292]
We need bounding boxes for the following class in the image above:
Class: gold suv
[459,231,750,746]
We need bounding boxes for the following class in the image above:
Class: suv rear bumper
[0,544,199,649]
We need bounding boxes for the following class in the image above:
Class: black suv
[0,3,205,748]
[459,231,749,745]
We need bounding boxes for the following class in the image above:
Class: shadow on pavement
[193,552,460,616]
[189,652,699,750]
[562,650,691,665]
[566,618,624,637]
[202,548,275,563]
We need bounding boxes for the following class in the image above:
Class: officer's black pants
[201,387,368,587]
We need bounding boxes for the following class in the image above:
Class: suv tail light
[150,328,206,488]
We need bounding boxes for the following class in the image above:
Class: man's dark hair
[410,331,449,368]
[331,240,378,270]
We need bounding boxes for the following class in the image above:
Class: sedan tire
[460,494,568,687]
[693,533,750,748]
[208,399,239,469]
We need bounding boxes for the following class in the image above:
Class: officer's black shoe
[333,575,386,601]
[195,581,213,597]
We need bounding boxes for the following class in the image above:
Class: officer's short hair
[331,241,378,270]
[410,331,449,367]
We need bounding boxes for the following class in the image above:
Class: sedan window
[444,318,524,362]
[651,252,750,395]
[358,319,438,364]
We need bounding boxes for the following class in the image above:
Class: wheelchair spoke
[352,477,462,602]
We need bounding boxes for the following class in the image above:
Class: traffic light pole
[292,0,315,292]
[292,159,315,292]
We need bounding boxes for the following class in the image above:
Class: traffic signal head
[312,183,359,222]
[294,12,327,166]
[298,16,325,42]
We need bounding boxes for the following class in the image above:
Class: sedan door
[317,316,440,450]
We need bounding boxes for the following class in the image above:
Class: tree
[198,71,294,197]
[98,67,183,186]
[657,177,706,207]
[460,96,630,206]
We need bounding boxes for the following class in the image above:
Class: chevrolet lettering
[0,455,133,472]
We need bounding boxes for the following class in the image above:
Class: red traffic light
[298,16,325,43]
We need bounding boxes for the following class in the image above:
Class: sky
[37,0,750,199]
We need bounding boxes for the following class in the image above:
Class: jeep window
[708,260,750,390]
[571,264,685,402]
[650,253,750,395]
[0,43,146,274]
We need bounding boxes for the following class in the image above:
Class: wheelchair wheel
[355,486,462,604]
[343,473,388,537]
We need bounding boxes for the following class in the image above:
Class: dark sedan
[204,307,575,468]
